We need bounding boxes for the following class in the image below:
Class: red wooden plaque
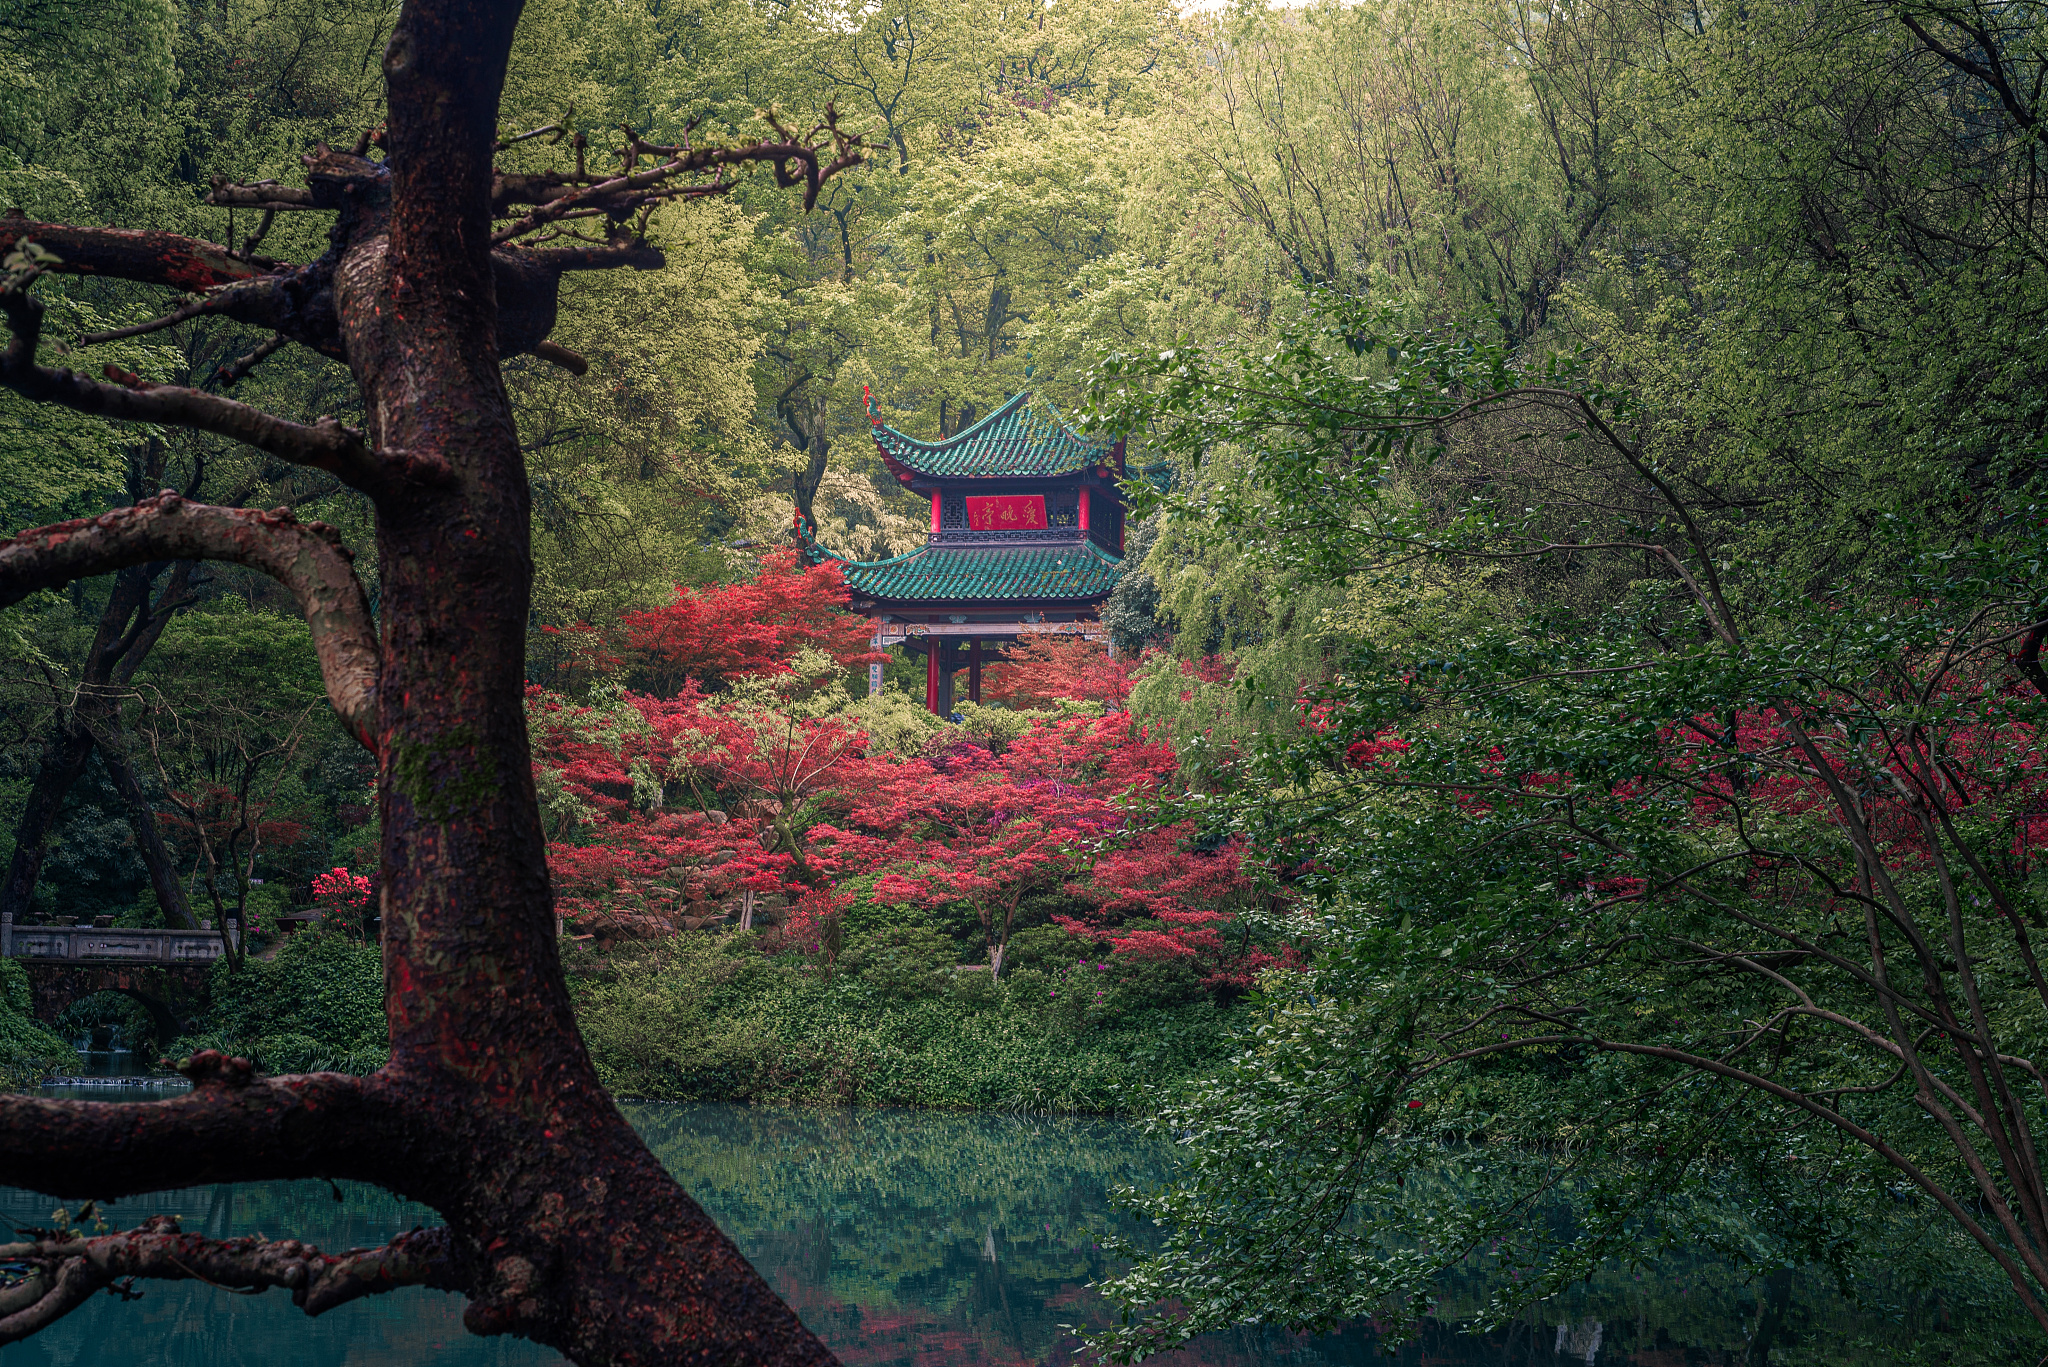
[964,495,1049,530]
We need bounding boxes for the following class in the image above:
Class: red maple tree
[616,551,880,694]
[528,667,879,939]
[980,634,1137,709]
[807,713,1288,983]
[850,756,1117,976]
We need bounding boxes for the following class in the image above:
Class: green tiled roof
[868,390,1118,479]
[811,536,1124,603]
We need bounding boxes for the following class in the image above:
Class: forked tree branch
[0,496,380,752]
[1,270,377,485]
[0,1218,462,1343]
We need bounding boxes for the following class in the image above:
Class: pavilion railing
[870,620,1107,646]
[924,528,1089,546]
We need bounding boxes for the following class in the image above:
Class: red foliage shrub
[980,634,1136,709]
[527,673,1302,985]
[310,867,374,910]
[548,551,881,697]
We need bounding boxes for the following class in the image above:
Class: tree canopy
[5,0,2048,1360]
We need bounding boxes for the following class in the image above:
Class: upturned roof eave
[849,588,1118,609]
[865,388,1123,481]
[881,461,1116,487]
[814,538,1121,606]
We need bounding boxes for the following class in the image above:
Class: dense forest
[3,0,2048,1359]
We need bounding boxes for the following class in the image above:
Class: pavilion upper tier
[798,388,1136,712]
[798,388,1134,617]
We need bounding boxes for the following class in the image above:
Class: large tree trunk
[0,0,858,1361]
[0,552,195,928]
[0,725,94,922]
[96,727,199,930]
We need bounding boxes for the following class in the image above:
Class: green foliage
[114,885,167,929]
[0,957,79,1087]
[843,689,954,756]
[572,933,1238,1112]
[949,702,1040,756]
[176,933,387,1076]
[1081,284,2048,1360]
[1554,0,2048,590]
[840,924,958,999]
[0,957,29,1017]
[1000,923,1083,973]
[0,1010,77,1089]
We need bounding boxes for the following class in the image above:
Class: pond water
[0,1068,2030,1365]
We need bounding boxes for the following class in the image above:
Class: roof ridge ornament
[864,383,879,427]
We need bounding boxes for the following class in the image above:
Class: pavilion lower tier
[873,619,1107,714]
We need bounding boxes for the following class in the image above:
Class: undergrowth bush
[0,957,79,1086]
[152,923,1240,1104]
[169,932,387,1075]
[571,930,1240,1112]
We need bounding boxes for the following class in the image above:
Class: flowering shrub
[310,867,374,911]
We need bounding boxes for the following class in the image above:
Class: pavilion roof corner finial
[865,384,880,427]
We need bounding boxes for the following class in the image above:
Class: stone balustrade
[1,912,237,964]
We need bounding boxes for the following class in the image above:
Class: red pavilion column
[930,489,942,534]
[1078,486,1091,534]
[924,643,941,713]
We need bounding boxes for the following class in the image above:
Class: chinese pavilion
[797,388,1129,715]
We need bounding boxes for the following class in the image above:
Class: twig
[213,333,288,388]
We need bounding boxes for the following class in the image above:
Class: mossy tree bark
[0,1,857,1361]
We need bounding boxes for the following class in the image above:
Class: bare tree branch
[489,109,864,245]
[204,179,319,210]
[77,277,283,347]
[0,213,279,291]
[1,270,377,485]
[0,495,380,752]
[215,332,290,388]
[0,1217,462,1343]
[531,340,588,375]
[0,1054,376,1196]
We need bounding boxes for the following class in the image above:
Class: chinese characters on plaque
[963,495,1049,531]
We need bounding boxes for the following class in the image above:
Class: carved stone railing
[1,912,237,963]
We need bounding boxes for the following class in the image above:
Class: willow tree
[0,1,856,1362]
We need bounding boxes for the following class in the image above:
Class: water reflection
[0,1088,2024,1364]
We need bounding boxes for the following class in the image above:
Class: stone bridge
[3,914,238,1042]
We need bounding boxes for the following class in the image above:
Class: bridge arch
[4,915,233,1047]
